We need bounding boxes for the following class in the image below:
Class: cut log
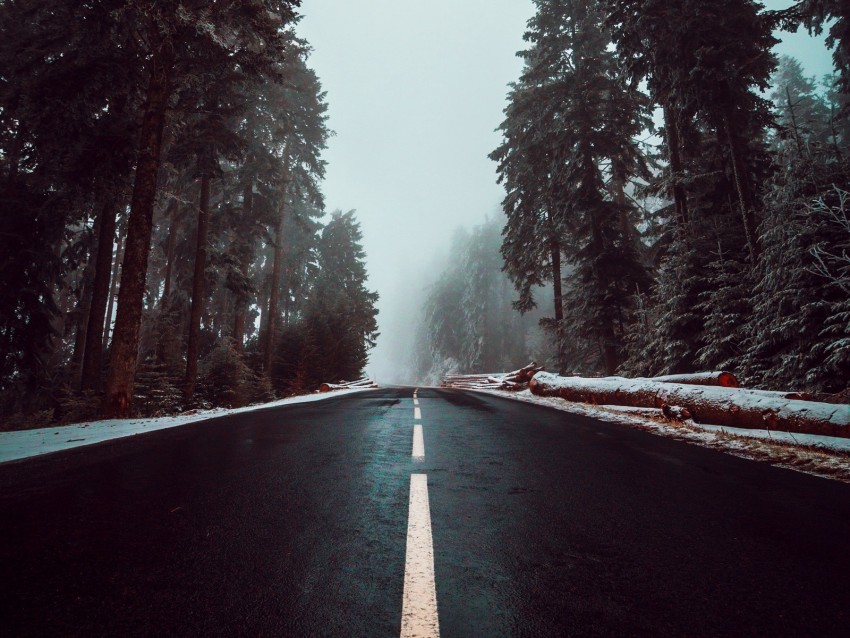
[529,372,850,438]
[319,378,377,392]
[651,371,739,388]
[441,362,544,391]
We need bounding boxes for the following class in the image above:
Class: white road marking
[414,407,422,420]
[401,474,440,638]
[413,423,425,460]
[414,398,419,406]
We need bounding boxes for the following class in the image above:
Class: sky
[296,0,836,384]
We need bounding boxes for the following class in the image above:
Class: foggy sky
[297,0,835,384]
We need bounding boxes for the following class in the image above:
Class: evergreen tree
[272,211,378,391]
[103,0,301,417]
[414,218,541,381]
[495,0,651,374]
[770,56,833,156]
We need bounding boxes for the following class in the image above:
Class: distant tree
[795,1,850,102]
[273,211,378,390]
[415,217,545,382]
[769,56,833,156]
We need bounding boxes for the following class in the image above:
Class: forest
[0,1,379,426]
[416,0,850,400]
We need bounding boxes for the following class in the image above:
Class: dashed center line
[413,424,425,460]
[400,474,440,638]
[414,398,419,406]
[414,406,422,420]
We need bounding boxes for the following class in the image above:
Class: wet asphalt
[1,387,849,637]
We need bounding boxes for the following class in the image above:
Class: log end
[718,371,740,388]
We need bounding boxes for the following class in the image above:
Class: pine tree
[103,1,301,417]
[260,53,330,375]
[496,0,652,375]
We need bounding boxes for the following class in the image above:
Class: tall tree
[260,55,329,375]
[102,1,300,417]
[494,0,651,374]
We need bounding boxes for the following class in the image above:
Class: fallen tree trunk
[319,378,377,393]
[529,372,850,438]
[651,371,739,388]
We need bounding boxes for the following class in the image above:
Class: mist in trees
[489,0,850,395]
[0,1,379,425]
[412,215,548,385]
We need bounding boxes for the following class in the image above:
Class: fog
[297,0,835,384]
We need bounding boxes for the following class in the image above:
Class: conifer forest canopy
[0,0,848,426]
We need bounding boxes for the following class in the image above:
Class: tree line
[491,0,850,395]
[0,1,378,426]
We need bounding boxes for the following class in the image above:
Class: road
[1,387,849,637]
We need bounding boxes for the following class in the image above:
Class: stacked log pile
[441,363,544,391]
[319,378,378,393]
[528,372,850,438]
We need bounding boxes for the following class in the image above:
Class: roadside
[480,388,850,483]
[0,388,375,465]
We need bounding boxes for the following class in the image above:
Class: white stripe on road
[414,398,419,406]
[412,424,425,460]
[414,407,422,420]
[401,474,440,638]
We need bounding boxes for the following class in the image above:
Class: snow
[479,388,850,483]
[0,388,376,465]
[530,372,850,434]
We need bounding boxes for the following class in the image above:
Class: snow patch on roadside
[0,388,375,465]
[481,389,850,483]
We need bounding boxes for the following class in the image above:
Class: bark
[611,160,634,247]
[529,373,850,438]
[263,151,290,374]
[102,232,124,356]
[159,197,181,305]
[79,201,118,391]
[785,86,806,159]
[585,147,619,376]
[547,208,566,375]
[101,52,172,418]
[70,214,102,385]
[663,103,690,231]
[651,371,740,388]
[231,179,253,351]
[184,172,211,399]
[723,104,760,263]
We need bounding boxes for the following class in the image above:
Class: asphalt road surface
[2,387,849,637]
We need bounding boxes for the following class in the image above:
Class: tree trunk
[70,214,102,386]
[160,197,181,306]
[528,372,850,438]
[232,179,253,352]
[102,231,124,356]
[663,103,690,231]
[101,53,172,418]
[723,105,760,263]
[549,235,566,375]
[184,172,211,399]
[263,152,290,375]
[651,371,739,387]
[79,201,117,391]
[264,208,285,374]
[785,86,807,159]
